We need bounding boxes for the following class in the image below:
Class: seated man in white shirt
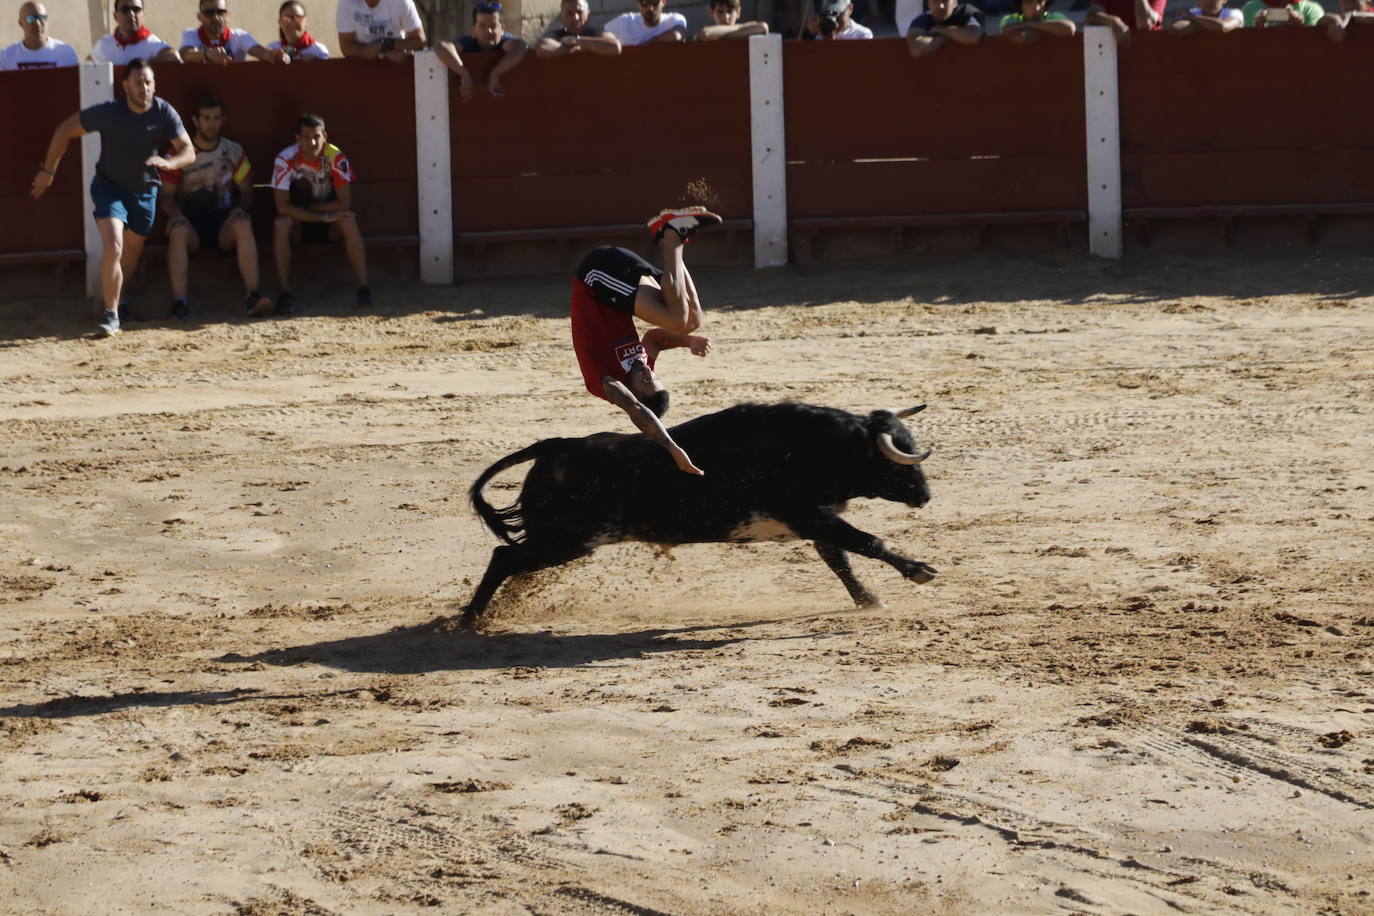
[803,0,874,37]
[336,0,428,61]
[2,3,78,69]
[604,0,688,44]
[266,1,331,61]
[90,1,180,64]
[180,0,273,63]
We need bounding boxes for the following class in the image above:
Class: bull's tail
[468,440,563,546]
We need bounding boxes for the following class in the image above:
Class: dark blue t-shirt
[453,33,518,52]
[908,3,983,32]
[79,96,185,194]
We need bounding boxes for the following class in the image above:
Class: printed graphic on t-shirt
[165,138,250,212]
[615,338,648,373]
[272,142,353,206]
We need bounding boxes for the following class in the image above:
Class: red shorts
[570,279,656,401]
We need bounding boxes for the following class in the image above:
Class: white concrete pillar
[1083,26,1122,260]
[748,33,787,269]
[413,50,454,285]
[80,61,113,298]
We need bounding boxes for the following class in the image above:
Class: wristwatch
[379,37,396,51]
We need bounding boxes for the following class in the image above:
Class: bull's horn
[894,404,927,418]
[877,433,931,465]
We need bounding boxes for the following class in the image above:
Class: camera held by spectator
[817,0,847,35]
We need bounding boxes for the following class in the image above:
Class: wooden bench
[0,249,85,293]
[458,219,752,274]
[790,210,1086,264]
[1125,202,1374,246]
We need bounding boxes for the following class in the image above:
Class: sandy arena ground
[1,251,1372,915]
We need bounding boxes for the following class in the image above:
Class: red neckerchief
[198,25,232,47]
[281,30,316,57]
[113,25,152,47]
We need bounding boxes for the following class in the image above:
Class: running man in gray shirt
[31,58,194,336]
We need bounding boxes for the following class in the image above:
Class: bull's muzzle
[876,433,931,466]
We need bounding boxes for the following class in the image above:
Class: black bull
[460,401,938,626]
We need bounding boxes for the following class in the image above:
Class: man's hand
[267,47,291,63]
[30,169,54,200]
[145,155,174,170]
[167,213,192,231]
[382,49,410,63]
[488,72,505,97]
[667,443,705,476]
[227,207,249,222]
[458,70,476,101]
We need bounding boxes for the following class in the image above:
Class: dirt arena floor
[1,251,1372,915]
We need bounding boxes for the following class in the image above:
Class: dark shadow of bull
[461,401,937,627]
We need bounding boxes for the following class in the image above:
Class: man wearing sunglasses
[337,0,427,61]
[1,3,78,70]
[435,1,528,100]
[31,58,195,336]
[91,2,180,65]
[570,207,722,476]
[604,0,688,44]
[179,0,274,63]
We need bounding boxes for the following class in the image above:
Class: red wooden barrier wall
[783,37,1088,217]
[2,68,82,255]
[448,43,754,233]
[1118,28,1374,208]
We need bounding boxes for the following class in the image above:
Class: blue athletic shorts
[91,175,158,237]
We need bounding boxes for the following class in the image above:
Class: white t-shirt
[832,20,874,38]
[335,0,422,44]
[0,37,80,70]
[268,38,332,59]
[603,11,688,44]
[1187,5,1244,22]
[179,27,261,60]
[90,32,172,64]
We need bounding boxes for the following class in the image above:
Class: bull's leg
[783,507,937,585]
[814,542,885,609]
[460,543,590,628]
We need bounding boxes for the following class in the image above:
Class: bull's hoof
[905,563,937,584]
[856,594,887,609]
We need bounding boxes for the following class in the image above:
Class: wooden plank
[783,37,1086,161]
[449,44,751,176]
[787,157,1086,219]
[1119,29,1374,152]
[1121,148,1374,208]
[1,68,83,256]
[452,167,753,232]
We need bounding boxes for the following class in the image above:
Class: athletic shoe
[355,285,372,307]
[98,309,121,337]
[245,291,273,317]
[647,207,723,242]
[275,290,297,316]
[168,299,189,323]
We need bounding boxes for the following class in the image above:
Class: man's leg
[273,216,295,290]
[167,220,199,301]
[334,217,369,287]
[632,233,701,333]
[224,214,273,316]
[120,227,146,300]
[96,217,127,315]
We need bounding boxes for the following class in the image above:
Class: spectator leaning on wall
[906,0,981,55]
[1,2,79,70]
[91,1,181,64]
[603,0,688,45]
[1000,0,1076,41]
[1321,0,1374,39]
[1242,0,1323,26]
[268,1,331,60]
[180,0,273,63]
[435,1,528,100]
[696,0,770,40]
[1170,0,1243,31]
[1085,0,1166,40]
[803,0,874,37]
[535,0,622,56]
[336,0,427,61]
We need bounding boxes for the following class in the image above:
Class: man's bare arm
[602,377,704,476]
